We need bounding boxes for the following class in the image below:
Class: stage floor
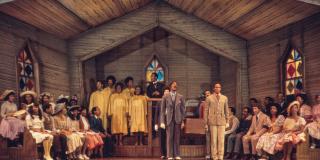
[93,158,206,160]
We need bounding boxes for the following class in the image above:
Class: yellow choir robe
[89,89,108,128]
[108,93,129,135]
[122,88,135,100]
[129,95,148,133]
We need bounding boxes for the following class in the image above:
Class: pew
[297,133,320,160]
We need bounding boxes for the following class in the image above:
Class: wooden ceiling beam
[54,0,92,28]
[222,0,271,31]
[297,0,320,6]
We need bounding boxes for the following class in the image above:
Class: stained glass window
[145,56,165,82]
[284,49,303,95]
[17,46,35,92]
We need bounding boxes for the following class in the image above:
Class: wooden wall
[248,13,320,104]
[89,28,221,100]
[0,13,69,99]
[69,2,248,107]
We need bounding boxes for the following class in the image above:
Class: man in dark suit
[147,72,165,138]
[160,81,186,160]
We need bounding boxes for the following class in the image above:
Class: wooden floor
[93,158,206,160]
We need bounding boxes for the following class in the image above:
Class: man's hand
[153,91,160,96]
[226,122,229,128]
[160,123,166,129]
[181,122,185,129]
[205,125,208,131]
[154,125,159,131]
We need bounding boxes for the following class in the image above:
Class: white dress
[26,114,53,144]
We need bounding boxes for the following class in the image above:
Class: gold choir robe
[129,95,148,133]
[108,93,129,135]
[89,89,108,129]
[123,88,135,99]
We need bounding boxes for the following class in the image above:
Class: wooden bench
[0,116,39,160]
[297,133,320,160]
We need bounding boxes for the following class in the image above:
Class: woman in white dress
[26,103,53,160]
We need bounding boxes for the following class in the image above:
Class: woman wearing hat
[67,105,89,160]
[275,101,306,160]
[53,103,82,160]
[20,90,37,110]
[0,90,26,147]
[1,90,18,118]
[26,103,54,160]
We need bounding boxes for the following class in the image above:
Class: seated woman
[42,103,68,160]
[20,90,37,110]
[275,101,306,160]
[305,94,320,148]
[67,105,89,160]
[90,107,113,157]
[129,85,148,145]
[256,103,285,159]
[53,103,82,160]
[0,90,26,146]
[79,107,104,157]
[26,103,54,160]
[296,94,312,123]
[108,82,129,145]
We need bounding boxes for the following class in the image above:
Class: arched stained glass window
[284,49,303,95]
[17,45,36,92]
[145,55,165,82]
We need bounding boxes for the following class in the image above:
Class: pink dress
[0,101,26,140]
[0,117,26,140]
[275,117,306,151]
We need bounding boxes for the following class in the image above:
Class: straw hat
[68,105,80,112]
[287,100,301,115]
[1,90,15,100]
[20,90,37,98]
[40,92,52,98]
[53,103,66,115]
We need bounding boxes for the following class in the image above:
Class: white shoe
[175,157,182,160]
[78,154,85,160]
[83,154,90,160]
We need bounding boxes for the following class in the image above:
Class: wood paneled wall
[91,32,220,100]
[248,13,320,104]
[69,2,248,107]
[0,13,69,99]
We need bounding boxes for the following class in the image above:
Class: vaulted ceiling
[0,0,319,40]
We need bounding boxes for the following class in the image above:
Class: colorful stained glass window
[285,49,303,95]
[17,46,35,92]
[145,56,165,82]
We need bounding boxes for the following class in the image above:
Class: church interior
[0,0,320,160]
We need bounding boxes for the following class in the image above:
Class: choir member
[129,85,148,145]
[108,82,129,145]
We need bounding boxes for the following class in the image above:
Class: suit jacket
[160,93,186,125]
[204,93,229,126]
[246,112,270,136]
[147,82,165,98]
[89,115,105,133]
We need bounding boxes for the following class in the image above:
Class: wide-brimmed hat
[68,105,80,112]
[287,100,301,114]
[40,92,52,98]
[1,90,15,100]
[53,103,66,115]
[13,110,27,117]
[20,90,37,98]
